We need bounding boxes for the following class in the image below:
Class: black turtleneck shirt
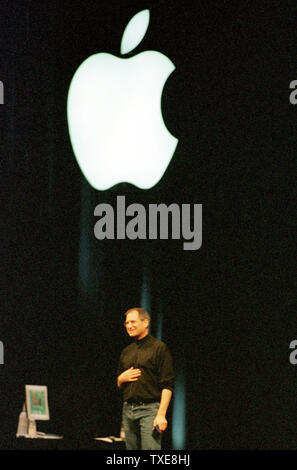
[117,334,174,402]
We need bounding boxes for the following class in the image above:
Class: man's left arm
[153,344,175,432]
[153,388,172,432]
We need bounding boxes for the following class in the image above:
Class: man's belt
[124,398,158,405]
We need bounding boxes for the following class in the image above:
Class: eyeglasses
[124,319,144,327]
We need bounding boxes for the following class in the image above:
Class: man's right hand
[117,367,142,387]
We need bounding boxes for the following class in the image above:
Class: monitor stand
[28,419,37,437]
[16,404,63,439]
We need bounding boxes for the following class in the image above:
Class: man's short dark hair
[125,307,151,324]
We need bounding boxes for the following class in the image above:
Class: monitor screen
[25,385,50,421]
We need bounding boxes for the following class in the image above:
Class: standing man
[117,308,174,450]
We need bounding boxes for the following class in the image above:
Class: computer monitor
[25,385,50,421]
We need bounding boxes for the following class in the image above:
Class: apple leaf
[120,9,150,55]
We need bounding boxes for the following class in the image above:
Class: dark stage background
[1,0,296,450]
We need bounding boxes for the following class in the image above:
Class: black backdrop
[1,0,296,450]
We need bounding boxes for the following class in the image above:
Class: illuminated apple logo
[67,9,178,190]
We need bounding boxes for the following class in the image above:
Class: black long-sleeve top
[117,334,174,402]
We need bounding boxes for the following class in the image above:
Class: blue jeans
[122,401,162,450]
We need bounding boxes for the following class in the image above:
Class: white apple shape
[67,9,178,190]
